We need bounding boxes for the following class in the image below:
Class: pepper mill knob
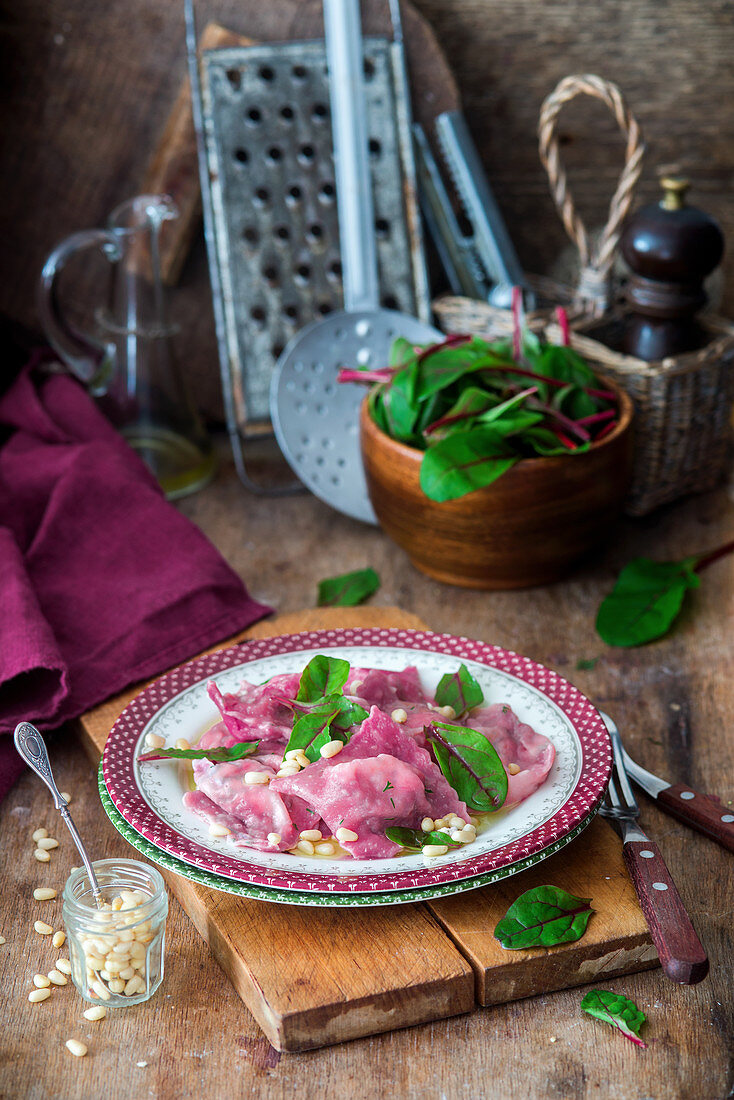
[620,175,724,360]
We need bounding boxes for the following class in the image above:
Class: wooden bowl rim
[360,370,634,470]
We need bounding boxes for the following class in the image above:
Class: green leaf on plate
[385,826,461,850]
[434,663,484,717]
[296,654,351,702]
[493,885,594,949]
[317,568,381,608]
[595,556,701,647]
[426,721,507,812]
[580,989,648,1048]
[137,741,260,764]
[285,698,344,763]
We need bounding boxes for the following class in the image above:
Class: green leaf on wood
[580,989,648,1048]
[493,885,594,949]
[317,568,381,608]
[426,721,507,812]
[596,556,701,647]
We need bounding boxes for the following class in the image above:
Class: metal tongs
[599,712,708,985]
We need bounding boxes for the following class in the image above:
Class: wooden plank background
[2,0,733,420]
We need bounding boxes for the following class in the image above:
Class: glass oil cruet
[38,194,216,499]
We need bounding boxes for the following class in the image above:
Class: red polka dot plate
[101,629,612,899]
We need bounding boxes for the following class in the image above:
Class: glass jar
[62,859,168,1007]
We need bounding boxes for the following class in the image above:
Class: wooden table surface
[2,438,733,1100]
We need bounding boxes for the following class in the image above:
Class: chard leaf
[389,336,418,369]
[137,741,260,764]
[317,567,380,607]
[596,557,701,647]
[426,721,507,812]
[420,428,517,502]
[580,989,648,1048]
[297,655,351,702]
[286,700,343,762]
[385,826,460,850]
[434,663,484,717]
[494,885,594,949]
[330,695,368,733]
[382,362,420,441]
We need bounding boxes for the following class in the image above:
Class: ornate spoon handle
[14,722,102,903]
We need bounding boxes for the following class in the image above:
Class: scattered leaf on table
[575,657,598,671]
[493,885,594,949]
[317,568,381,608]
[426,722,508,812]
[596,556,701,647]
[435,663,484,716]
[580,989,648,1048]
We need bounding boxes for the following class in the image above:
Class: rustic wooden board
[76,605,657,1052]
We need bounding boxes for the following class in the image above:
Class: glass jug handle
[37,229,122,393]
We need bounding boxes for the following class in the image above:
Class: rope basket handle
[538,73,645,315]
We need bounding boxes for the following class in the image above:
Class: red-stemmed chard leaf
[296,655,351,702]
[426,721,508,812]
[385,826,461,850]
[580,990,648,1048]
[137,742,259,764]
[419,428,517,502]
[317,568,380,607]
[434,663,484,717]
[494,885,594,949]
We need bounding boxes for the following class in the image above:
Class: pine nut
[104,958,123,976]
[118,966,134,980]
[36,837,59,851]
[144,732,165,750]
[295,839,315,856]
[448,816,465,830]
[65,1040,87,1057]
[294,751,310,768]
[391,708,408,724]
[299,829,322,842]
[319,740,343,759]
[34,849,51,862]
[48,969,67,986]
[315,841,335,856]
[208,822,231,836]
[266,832,281,846]
[243,772,270,785]
[422,844,449,857]
[34,921,53,935]
[91,980,111,1000]
[336,827,358,844]
[124,976,143,995]
[85,955,104,972]
[52,931,66,948]
[175,738,190,751]
[507,762,521,775]
[438,705,456,719]
[111,896,124,911]
[56,958,72,975]
[458,826,476,844]
[284,750,303,761]
[108,979,125,994]
[99,969,112,981]
[60,792,71,803]
[33,974,51,988]
[421,817,435,832]
[83,1006,107,1021]
[275,764,300,777]
[129,941,146,959]
[29,988,52,1002]
[32,828,48,843]
[111,942,130,956]
[33,888,57,901]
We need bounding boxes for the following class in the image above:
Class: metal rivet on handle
[652,882,669,891]
[680,791,695,800]
[721,814,734,823]
[640,850,655,858]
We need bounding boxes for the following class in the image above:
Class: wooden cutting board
[76,607,658,1052]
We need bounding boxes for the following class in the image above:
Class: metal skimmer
[186,0,429,494]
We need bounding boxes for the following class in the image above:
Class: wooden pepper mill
[620,176,724,360]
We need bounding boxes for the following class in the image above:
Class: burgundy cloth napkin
[0,360,272,798]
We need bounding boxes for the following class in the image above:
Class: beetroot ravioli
[179,655,555,859]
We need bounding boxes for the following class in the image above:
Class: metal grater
[199,39,428,435]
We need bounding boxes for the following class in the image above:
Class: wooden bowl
[360,378,634,589]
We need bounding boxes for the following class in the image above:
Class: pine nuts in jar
[62,860,168,1008]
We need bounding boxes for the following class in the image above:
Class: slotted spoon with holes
[270,0,441,524]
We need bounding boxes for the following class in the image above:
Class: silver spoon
[14,722,103,905]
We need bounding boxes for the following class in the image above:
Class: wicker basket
[432,74,734,515]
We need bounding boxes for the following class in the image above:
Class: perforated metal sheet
[201,39,425,430]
